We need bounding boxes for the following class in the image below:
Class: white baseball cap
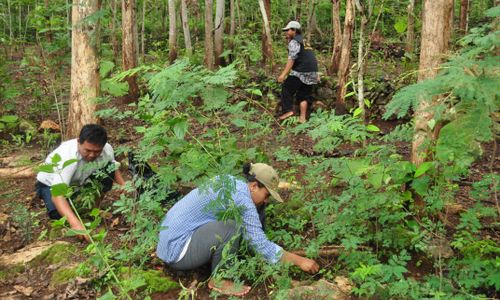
[282,21,301,31]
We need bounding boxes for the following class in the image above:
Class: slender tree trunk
[305,0,317,42]
[7,0,13,43]
[336,0,355,114]
[168,0,177,63]
[121,0,140,103]
[110,0,120,63]
[235,0,242,30]
[44,0,53,42]
[329,0,341,75]
[259,0,273,69]
[412,0,453,166]
[214,0,225,66]
[405,0,415,53]
[180,0,192,57]
[204,0,214,69]
[355,8,368,121]
[161,1,167,33]
[141,0,146,62]
[68,0,100,138]
[228,0,235,62]
[459,0,470,34]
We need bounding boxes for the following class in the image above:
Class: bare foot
[208,279,251,297]
[298,117,306,124]
[278,111,294,120]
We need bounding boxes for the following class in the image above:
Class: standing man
[278,21,319,123]
[35,124,125,240]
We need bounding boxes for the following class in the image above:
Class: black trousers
[281,76,313,113]
[35,162,116,220]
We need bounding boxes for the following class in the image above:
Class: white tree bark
[68,0,100,138]
[168,0,177,63]
[181,0,192,57]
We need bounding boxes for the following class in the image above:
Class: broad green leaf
[394,19,408,34]
[100,60,115,78]
[364,98,371,108]
[37,164,55,173]
[366,124,380,132]
[345,91,355,98]
[172,119,188,139]
[65,229,88,236]
[353,107,363,117]
[51,153,62,164]
[51,183,69,197]
[62,159,78,169]
[101,79,129,97]
[0,115,19,123]
[414,161,434,178]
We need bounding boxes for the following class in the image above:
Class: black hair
[293,28,302,35]
[242,163,265,188]
[78,124,108,146]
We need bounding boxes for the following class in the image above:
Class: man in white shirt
[35,124,125,240]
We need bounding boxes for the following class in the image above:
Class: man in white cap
[278,21,319,123]
[156,163,319,296]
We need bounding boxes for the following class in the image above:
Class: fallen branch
[291,245,370,257]
[0,166,35,178]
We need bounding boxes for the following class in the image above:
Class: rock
[39,120,60,132]
[0,213,9,235]
[0,241,71,267]
[287,279,351,300]
[428,238,454,259]
[13,285,34,297]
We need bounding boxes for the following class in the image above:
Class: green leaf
[172,119,188,139]
[394,19,408,34]
[101,79,129,97]
[353,107,363,117]
[366,124,380,132]
[37,164,55,173]
[245,88,262,97]
[345,91,355,98]
[364,98,371,108]
[100,60,115,78]
[201,87,230,110]
[414,162,434,178]
[51,153,62,164]
[62,159,78,169]
[0,115,19,123]
[65,229,88,236]
[51,183,69,197]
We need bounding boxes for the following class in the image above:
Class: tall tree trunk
[259,0,273,69]
[214,0,225,66]
[141,0,146,62]
[459,0,470,34]
[355,3,368,122]
[405,0,415,53]
[110,0,120,64]
[68,0,100,138]
[121,0,139,103]
[168,0,177,63]
[204,0,214,69]
[229,0,235,38]
[335,0,355,114]
[329,0,341,75]
[305,0,318,42]
[412,0,453,166]
[180,0,192,57]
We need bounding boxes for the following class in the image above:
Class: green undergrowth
[0,264,25,282]
[51,266,78,287]
[30,243,78,267]
[119,267,179,294]
[35,9,500,299]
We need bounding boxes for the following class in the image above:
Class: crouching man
[35,124,125,240]
[156,163,319,296]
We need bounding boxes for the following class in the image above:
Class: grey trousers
[168,220,241,273]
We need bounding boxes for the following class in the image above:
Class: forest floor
[0,53,498,299]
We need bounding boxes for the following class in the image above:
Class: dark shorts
[35,162,116,219]
[281,76,314,113]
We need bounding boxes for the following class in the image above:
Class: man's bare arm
[52,195,88,240]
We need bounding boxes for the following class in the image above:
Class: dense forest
[0,0,498,299]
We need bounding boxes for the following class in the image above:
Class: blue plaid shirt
[156,176,283,264]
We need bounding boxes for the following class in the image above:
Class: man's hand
[297,257,320,274]
[281,251,320,274]
[278,74,286,83]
